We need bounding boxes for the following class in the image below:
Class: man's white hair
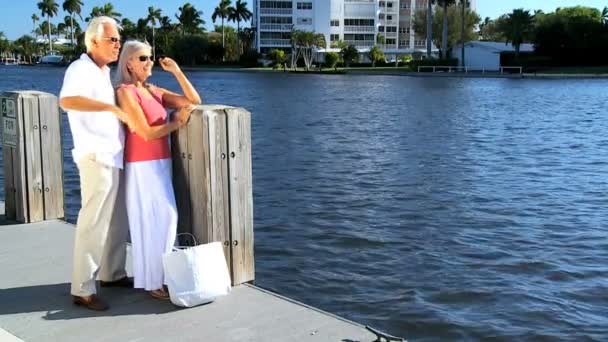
[84,16,122,52]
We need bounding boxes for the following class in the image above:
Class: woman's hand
[174,104,196,127]
[158,57,181,75]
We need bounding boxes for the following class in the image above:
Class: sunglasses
[101,36,120,44]
[138,55,154,62]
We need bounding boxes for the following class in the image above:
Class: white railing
[417,66,524,75]
[344,26,376,33]
[344,40,375,47]
[260,24,293,31]
[259,39,292,47]
[260,8,293,15]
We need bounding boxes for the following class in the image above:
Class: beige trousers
[71,154,129,297]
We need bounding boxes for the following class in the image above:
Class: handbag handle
[175,233,198,249]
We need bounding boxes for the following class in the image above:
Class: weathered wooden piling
[1,91,64,223]
[171,105,255,286]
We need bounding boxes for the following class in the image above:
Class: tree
[14,35,38,64]
[368,46,384,67]
[426,0,436,58]
[340,44,358,67]
[212,0,231,51]
[437,0,456,58]
[479,16,506,41]
[602,7,608,26]
[62,0,82,47]
[176,3,205,35]
[228,0,252,56]
[87,3,122,22]
[413,5,480,56]
[239,27,255,53]
[499,9,534,58]
[324,51,339,70]
[147,6,162,60]
[290,30,326,71]
[267,49,287,68]
[31,14,40,39]
[37,0,59,52]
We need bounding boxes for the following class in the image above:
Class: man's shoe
[72,295,109,311]
[100,277,133,288]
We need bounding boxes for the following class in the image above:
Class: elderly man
[59,16,132,311]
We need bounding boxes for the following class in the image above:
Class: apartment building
[253,0,476,56]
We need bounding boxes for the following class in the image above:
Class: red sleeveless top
[120,84,171,162]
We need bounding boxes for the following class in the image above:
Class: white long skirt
[125,158,177,291]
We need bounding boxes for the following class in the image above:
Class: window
[344,34,375,41]
[386,26,397,32]
[400,2,410,9]
[378,26,384,32]
[330,34,340,41]
[387,2,393,8]
[297,17,312,25]
[260,1,292,9]
[400,40,408,46]
[261,17,293,24]
[386,38,396,45]
[344,19,375,26]
[387,15,393,21]
[399,27,410,34]
[296,2,312,10]
[330,19,340,27]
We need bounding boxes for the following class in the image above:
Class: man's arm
[60,96,130,124]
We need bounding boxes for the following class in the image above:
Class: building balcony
[344,40,375,48]
[260,39,292,47]
[260,24,293,31]
[344,26,376,33]
[260,8,293,16]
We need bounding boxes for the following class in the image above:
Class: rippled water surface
[1,66,607,341]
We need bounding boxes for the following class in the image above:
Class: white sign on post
[2,98,17,147]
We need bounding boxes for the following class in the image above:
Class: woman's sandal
[149,289,170,300]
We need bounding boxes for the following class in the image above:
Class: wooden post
[171,105,254,286]
[1,91,64,222]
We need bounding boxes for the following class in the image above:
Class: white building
[455,41,534,71]
[253,0,479,60]
[252,0,436,56]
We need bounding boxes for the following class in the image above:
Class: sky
[1,0,606,40]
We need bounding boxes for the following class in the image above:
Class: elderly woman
[115,40,201,299]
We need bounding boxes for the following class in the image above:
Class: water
[1,66,607,341]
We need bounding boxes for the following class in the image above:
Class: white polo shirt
[59,53,125,169]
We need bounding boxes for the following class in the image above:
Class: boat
[39,51,64,65]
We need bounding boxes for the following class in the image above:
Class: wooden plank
[226,108,255,285]
[21,94,44,222]
[37,94,64,220]
[208,109,231,269]
[3,147,15,220]
[13,94,28,223]
[187,109,213,244]
[171,120,191,245]
[1,93,16,220]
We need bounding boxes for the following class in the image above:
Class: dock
[0,202,377,342]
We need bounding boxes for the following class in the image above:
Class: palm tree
[175,3,205,35]
[146,6,162,60]
[62,0,83,47]
[602,7,608,26]
[437,0,455,58]
[426,0,435,58]
[31,14,40,39]
[459,0,468,67]
[239,27,255,52]
[37,0,59,52]
[212,0,232,50]
[87,3,122,22]
[228,0,252,56]
[501,8,534,59]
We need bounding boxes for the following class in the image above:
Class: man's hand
[111,107,132,127]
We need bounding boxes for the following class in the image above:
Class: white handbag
[162,236,232,308]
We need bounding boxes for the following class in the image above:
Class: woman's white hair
[114,40,151,86]
[84,16,122,52]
